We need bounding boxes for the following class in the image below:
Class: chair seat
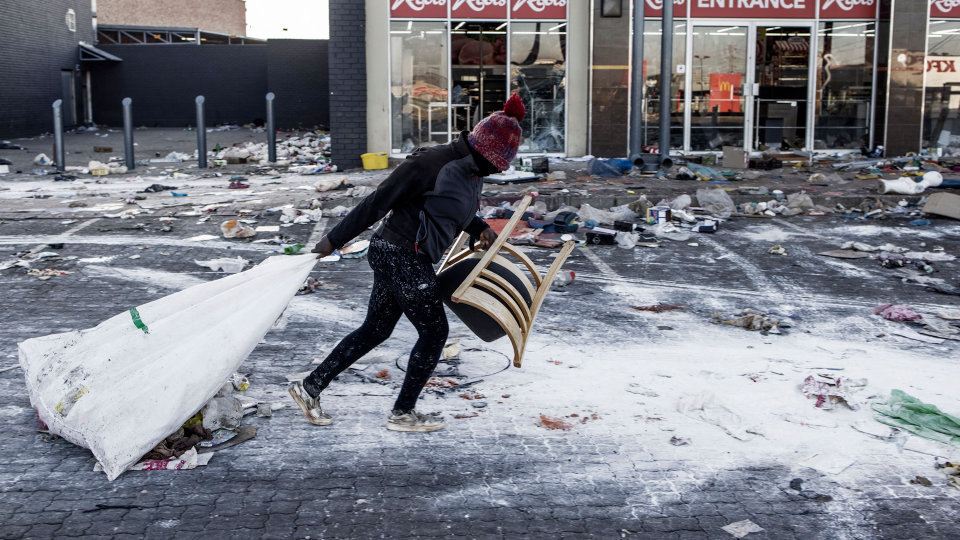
[437,194,575,367]
[437,256,533,342]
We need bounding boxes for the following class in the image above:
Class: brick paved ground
[1,143,960,538]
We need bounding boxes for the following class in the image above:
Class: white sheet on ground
[19,254,317,480]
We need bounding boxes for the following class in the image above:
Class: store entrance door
[690,24,749,151]
[688,22,814,152]
[752,25,812,151]
[448,21,507,139]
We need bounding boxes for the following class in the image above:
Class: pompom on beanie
[467,93,525,172]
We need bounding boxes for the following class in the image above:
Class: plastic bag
[872,389,960,446]
[18,254,317,480]
[695,188,736,219]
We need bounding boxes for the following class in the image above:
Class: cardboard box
[923,192,960,220]
[723,146,748,169]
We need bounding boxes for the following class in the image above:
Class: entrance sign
[692,0,816,18]
[452,0,508,19]
[391,0,448,18]
[820,0,876,18]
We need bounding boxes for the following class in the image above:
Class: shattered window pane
[925,21,960,150]
[815,21,874,150]
[390,21,449,154]
[511,22,566,154]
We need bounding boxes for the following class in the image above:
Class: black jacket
[326,132,490,264]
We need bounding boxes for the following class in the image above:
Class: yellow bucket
[361,152,388,170]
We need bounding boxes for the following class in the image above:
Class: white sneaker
[288,381,332,426]
[386,410,446,432]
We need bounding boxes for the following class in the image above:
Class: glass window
[511,21,567,153]
[815,21,874,149]
[690,25,747,151]
[925,21,960,149]
[390,21,448,154]
[643,20,687,151]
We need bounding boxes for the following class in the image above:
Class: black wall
[91,45,269,127]
[0,0,94,138]
[268,40,329,130]
[89,40,330,130]
[328,0,367,170]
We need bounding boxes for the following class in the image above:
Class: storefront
[387,0,570,156]
[641,0,877,153]
[925,0,960,150]
[362,0,882,159]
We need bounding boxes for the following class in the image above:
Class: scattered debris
[801,373,867,411]
[669,435,691,446]
[873,304,922,322]
[26,268,71,280]
[632,304,685,313]
[873,390,960,447]
[539,414,574,430]
[910,476,933,487]
[195,257,249,273]
[712,308,791,334]
[220,219,255,239]
[721,519,764,538]
[936,461,960,490]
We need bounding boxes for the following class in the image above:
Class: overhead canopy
[78,41,123,62]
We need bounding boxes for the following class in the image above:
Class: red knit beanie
[467,94,525,172]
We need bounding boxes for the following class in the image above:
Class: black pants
[304,236,449,413]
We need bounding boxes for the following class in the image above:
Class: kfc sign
[452,0,507,18]
[512,0,567,18]
[644,0,687,17]
[391,0,447,18]
[692,0,815,17]
[931,0,960,18]
[820,0,876,18]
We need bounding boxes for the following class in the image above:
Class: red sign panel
[691,0,815,18]
[644,0,687,17]
[451,0,508,18]
[709,73,742,113]
[931,0,960,18]
[511,0,568,19]
[390,0,448,18]
[820,0,876,18]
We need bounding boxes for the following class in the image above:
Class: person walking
[289,94,526,432]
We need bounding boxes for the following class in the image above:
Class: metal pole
[195,95,207,168]
[659,0,674,165]
[266,92,277,163]
[629,0,645,164]
[52,100,65,172]
[122,98,135,170]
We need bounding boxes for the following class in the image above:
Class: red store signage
[644,0,687,17]
[451,0,508,18]
[931,0,960,18]
[820,0,876,18]
[511,0,568,19]
[390,0,448,18]
[691,0,815,18]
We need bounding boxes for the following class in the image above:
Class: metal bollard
[52,100,65,172]
[122,98,135,170]
[266,92,277,163]
[195,96,207,168]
